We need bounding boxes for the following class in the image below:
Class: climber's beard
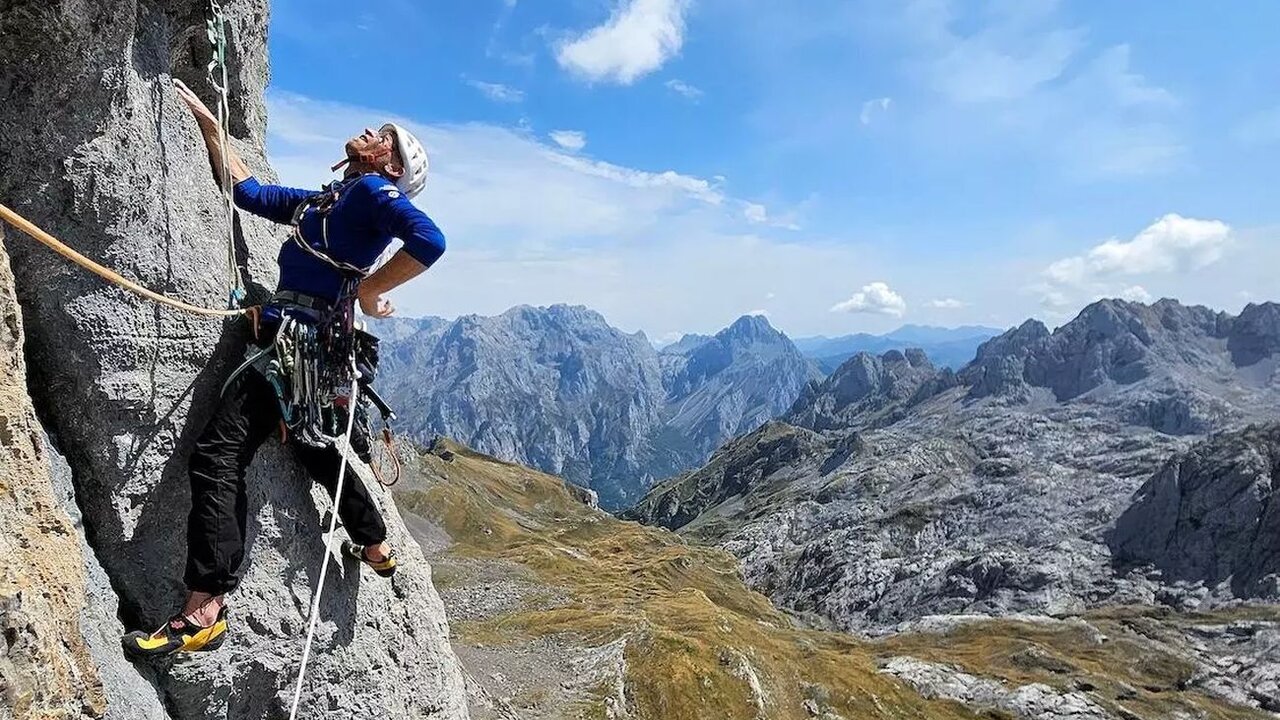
[330,140,363,175]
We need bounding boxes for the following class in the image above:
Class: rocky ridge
[377,307,819,508]
[0,2,467,717]
[626,299,1280,653]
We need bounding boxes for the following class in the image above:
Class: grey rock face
[964,300,1246,403]
[628,299,1280,635]
[380,304,667,508]
[788,349,954,431]
[0,234,108,719]
[379,309,817,509]
[0,2,467,717]
[1229,302,1280,367]
[880,657,1114,719]
[659,314,823,476]
[1111,424,1280,599]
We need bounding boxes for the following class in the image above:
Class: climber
[122,79,446,658]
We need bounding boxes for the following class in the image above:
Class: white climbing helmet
[381,122,429,199]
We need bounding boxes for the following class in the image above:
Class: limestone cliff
[0,2,468,717]
[0,233,105,719]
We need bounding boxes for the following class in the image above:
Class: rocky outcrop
[1111,424,1280,599]
[628,299,1280,634]
[380,304,668,508]
[659,314,823,472]
[964,300,1246,402]
[880,657,1113,720]
[1229,302,1280,367]
[379,309,817,508]
[0,235,105,718]
[0,2,467,717]
[788,348,954,431]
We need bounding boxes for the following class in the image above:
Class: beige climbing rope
[0,202,246,318]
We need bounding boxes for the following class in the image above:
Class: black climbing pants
[184,368,387,596]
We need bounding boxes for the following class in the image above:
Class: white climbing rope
[206,0,245,307]
[287,361,361,720]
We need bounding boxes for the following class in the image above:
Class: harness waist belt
[270,290,333,311]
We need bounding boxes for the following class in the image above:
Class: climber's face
[343,127,404,178]
[346,127,393,159]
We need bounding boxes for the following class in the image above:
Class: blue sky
[263,0,1280,342]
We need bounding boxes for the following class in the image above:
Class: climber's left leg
[292,442,396,577]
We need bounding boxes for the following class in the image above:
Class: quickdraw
[206,0,245,308]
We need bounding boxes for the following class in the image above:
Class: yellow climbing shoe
[122,607,228,658]
[341,540,397,578]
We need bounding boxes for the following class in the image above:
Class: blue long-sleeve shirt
[233,174,446,303]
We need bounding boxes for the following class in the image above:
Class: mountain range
[625,299,1280,657]
[374,307,821,508]
[791,324,1004,372]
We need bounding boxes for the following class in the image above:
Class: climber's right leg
[123,370,278,659]
[183,370,280,595]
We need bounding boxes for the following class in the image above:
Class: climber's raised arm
[172,79,252,188]
[172,79,315,225]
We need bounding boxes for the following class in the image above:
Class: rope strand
[0,203,244,318]
[287,363,361,720]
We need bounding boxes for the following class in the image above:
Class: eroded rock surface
[0,2,467,717]
[628,299,1280,636]
[1111,424,1280,599]
[379,308,818,508]
[0,234,105,718]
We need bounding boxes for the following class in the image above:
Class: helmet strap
[331,144,394,174]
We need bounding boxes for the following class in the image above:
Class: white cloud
[830,282,907,317]
[544,152,725,205]
[1044,214,1231,285]
[464,78,524,103]
[665,79,704,100]
[1035,214,1232,313]
[743,203,768,224]
[929,298,966,309]
[886,2,1183,178]
[555,0,689,84]
[1119,285,1152,302]
[859,97,892,125]
[549,130,587,151]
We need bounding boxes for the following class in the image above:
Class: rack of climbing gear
[206,0,246,308]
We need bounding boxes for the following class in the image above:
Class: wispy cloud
[549,130,587,151]
[262,91,859,340]
[1234,106,1280,145]
[463,77,525,103]
[928,298,966,309]
[555,0,690,84]
[871,1,1183,179]
[665,79,704,100]
[859,97,892,125]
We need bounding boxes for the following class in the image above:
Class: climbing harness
[287,357,360,720]
[206,0,246,308]
[0,203,246,318]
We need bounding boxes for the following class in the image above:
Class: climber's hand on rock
[358,290,395,318]
[172,79,219,129]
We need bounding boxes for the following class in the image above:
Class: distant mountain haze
[792,324,1004,372]
[373,306,819,508]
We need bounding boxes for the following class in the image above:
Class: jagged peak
[719,313,785,343]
